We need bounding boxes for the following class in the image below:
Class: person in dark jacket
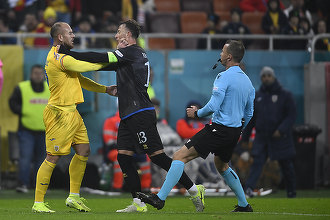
[262,0,288,35]
[9,64,50,193]
[241,66,297,198]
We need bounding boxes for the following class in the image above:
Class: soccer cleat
[190,185,205,212]
[232,204,253,212]
[32,202,55,213]
[136,192,165,210]
[65,195,91,212]
[116,201,147,213]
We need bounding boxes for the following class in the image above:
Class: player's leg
[116,119,147,213]
[65,110,92,212]
[214,156,252,212]
[32,154,59,213]
[33,105,69,213]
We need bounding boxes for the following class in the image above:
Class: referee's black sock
[150,153,193,190]
[117,154,141,198]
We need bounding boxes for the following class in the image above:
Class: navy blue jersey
[113,45,154,119]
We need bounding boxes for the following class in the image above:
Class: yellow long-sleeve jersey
[45,46,108,106]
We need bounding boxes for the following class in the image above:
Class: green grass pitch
[1,189,330,219]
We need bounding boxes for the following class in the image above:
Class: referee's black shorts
[117,109,163,155]
[185,123,242,163]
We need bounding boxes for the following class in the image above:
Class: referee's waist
[211,122,242,129]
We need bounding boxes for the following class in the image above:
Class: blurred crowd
[0,0,329,50]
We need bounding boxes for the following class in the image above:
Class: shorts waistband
[47,104,77,112]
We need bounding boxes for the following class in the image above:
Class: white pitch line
[254,212,330,217]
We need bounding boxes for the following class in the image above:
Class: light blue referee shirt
[197,65,255,129]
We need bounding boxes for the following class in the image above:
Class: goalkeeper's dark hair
[50,22,64,39]
[120,19,141,39]
[225,40,245,63]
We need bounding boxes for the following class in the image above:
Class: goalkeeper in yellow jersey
[32,22,114,213]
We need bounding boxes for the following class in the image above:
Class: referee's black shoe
[136,192,165,210]
[232,204,253,212]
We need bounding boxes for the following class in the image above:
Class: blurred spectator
[46,0,71,23]
[95,17,119,49]
[18,13,38,48]
[34,7,57,47]
[242,66,296,198]
[151,98,182,146]
[7,0,45,31]
[176,100,208,141]
[0,16,17,44]
[197,13,222,50]
[313,19,330,51]
[9,64,50,193]
[281,10,307,49]
[74,17,96,48]
[240,0,285,12]
[284,0,313,26]
[316,0,330,32]
[262,0,288,34]
[102,110,152,192]
[122,0,138,21]
[0,59,3,96]
[221,8,252,48]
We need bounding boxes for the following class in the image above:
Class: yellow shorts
[43,105,89,155]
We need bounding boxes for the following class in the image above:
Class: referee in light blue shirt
[137,40,255,212]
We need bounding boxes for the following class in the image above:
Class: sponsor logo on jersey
[115,50,123,57]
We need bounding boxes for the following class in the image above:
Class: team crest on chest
[54,145,60,152]
[272,95,278,103]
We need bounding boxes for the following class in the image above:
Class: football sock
[69,154,88,194]
[117,154,141,198]
[187,184,198,196]
[34,159,56,202]
[157,160,184,200]
[150,153,193,190]
[221,167,248,207]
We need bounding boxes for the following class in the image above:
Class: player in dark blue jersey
[58,19,205,213]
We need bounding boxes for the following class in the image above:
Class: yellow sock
[35,159,56,202]
[69,154,88,194]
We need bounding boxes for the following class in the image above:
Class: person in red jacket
[240,0,285,12]
[103,111,151,191]
[176,101,209,140]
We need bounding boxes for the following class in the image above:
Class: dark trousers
[245,152,296,197]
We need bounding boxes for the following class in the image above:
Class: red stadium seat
[182,0,213,13]
[148,38,176,49]
[213,0,240,12]
[154,0,180,12]
[242,12,264,34]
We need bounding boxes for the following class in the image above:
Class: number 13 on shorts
[137,131,147,144]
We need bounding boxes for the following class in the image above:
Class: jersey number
[137,131,147,144]
[144,61,150,88]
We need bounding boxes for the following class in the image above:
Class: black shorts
[117,110,163,155]
[185,123,242,163]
